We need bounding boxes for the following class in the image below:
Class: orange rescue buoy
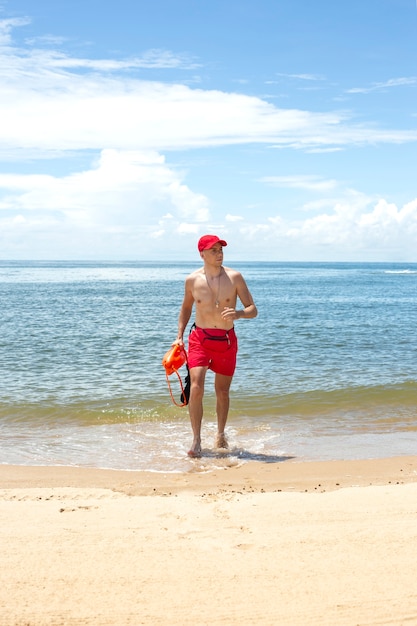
[162,344,187,375]
[162,344,189,407]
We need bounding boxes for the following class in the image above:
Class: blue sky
[1,0,416,261]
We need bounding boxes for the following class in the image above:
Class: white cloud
[1,152,416,260]
[1,18,417,160]
[274,73,326,82]
[0,149,209,220]
[24,35,68,46]
[347,77,417,94]
[305,147,343,154]
[225,214,244,222]
[0,149,211,257]
[0,17,30,44]
[1,18,417,262]
[261,175,338,192]
[229,197,417,261]
[26,48,198,71]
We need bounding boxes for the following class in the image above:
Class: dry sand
[1,456,417,625]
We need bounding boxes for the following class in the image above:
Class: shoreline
[2,456,417,625]
[1,455,417,494]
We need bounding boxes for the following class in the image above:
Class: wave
[230,381,417,414]
[1,381,417,471]
[2,381,417,427]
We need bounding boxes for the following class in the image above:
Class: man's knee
[191,379,205,399]
[215,373,233,390]
[215,382,231,399]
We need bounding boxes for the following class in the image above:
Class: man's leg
[187,366,207,457]
[214,373,233,448]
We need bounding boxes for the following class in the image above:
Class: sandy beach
[1,457,417,626]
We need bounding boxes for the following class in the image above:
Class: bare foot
[215,433,228,449]
[188,440,201,458]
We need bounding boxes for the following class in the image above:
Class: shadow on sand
[199,448,295,464]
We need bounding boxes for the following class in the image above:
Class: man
[174,234,257,458]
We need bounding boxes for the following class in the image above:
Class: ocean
[1,260,416,472]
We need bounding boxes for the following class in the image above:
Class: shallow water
[1,260,416,472]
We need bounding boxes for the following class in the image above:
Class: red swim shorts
[187,326,238,377]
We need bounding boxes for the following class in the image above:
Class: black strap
[180,368,190,405]
[191,323,230,344]
[201,328,230,344]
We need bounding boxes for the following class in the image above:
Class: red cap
[198,234,227,252]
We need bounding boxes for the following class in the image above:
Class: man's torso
[191,266,238,330]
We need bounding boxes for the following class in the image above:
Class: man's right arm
[175,277,194,344]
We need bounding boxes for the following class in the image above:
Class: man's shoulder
[223,265,243,280]
[185,267,204,281]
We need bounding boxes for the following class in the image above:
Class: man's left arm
[221,272,257,321]
[235,274,257,319]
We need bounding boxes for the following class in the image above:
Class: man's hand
[221,307,239,321]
